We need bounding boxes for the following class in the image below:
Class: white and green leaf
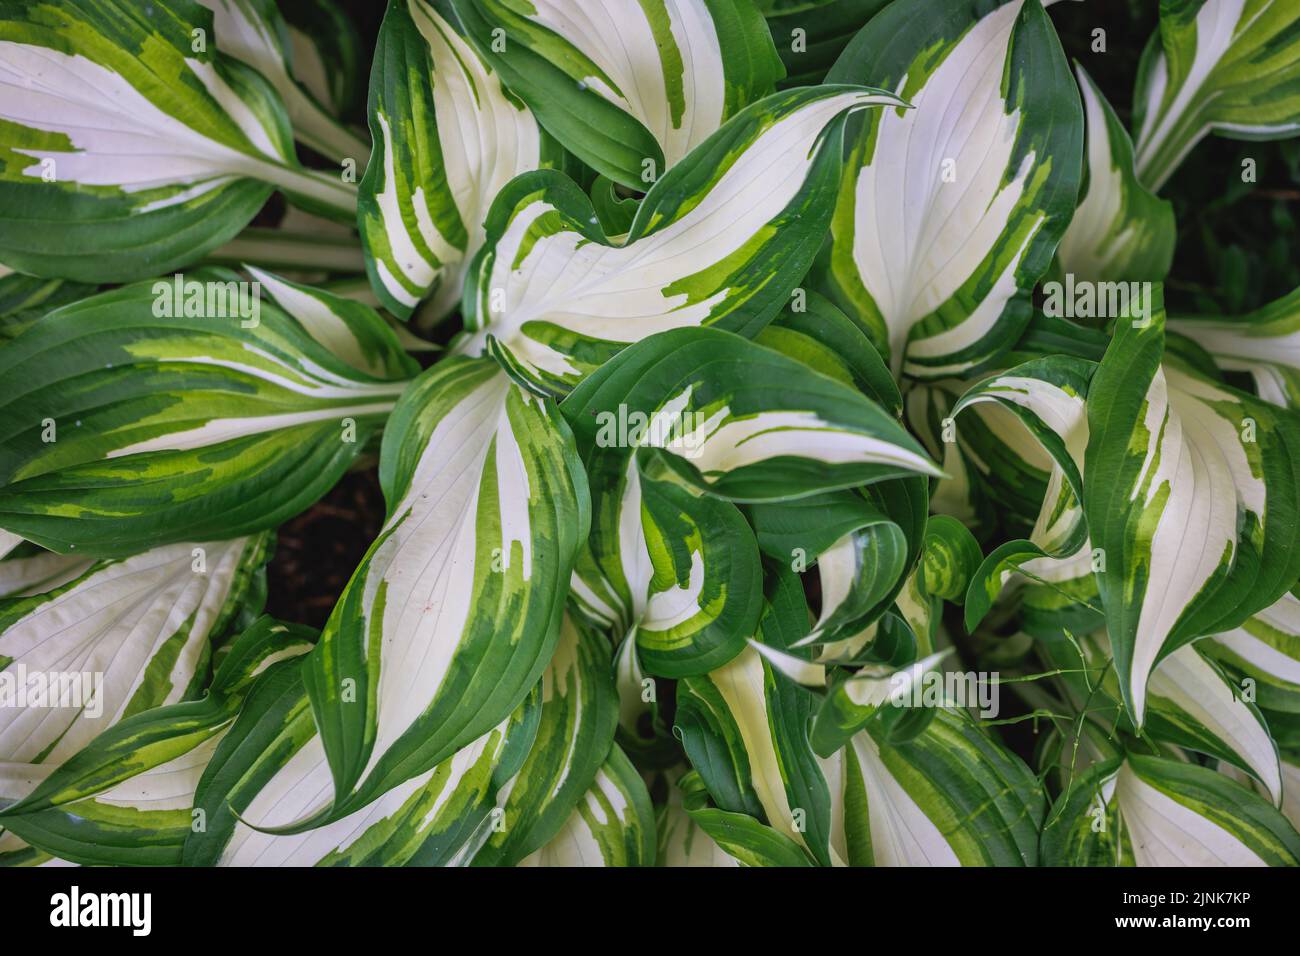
[452,0,783,188]
[198,0,369,164]
[469,613,619,866]
[568,450,764,678]
[676,768,813,866]
[1083,290,1300,725]
[1044,629,1283,804]
[823,0,1083,377]
[655,766,738,866]
[0,535,268,770]
[1055,63,1175,283]
[0,617,313,866]
[809,650,951,759]
[748,482,923,655]
[1170,285,1300,410]
[562,327,936,675]
[838,707,1044,866]
[1047,755,1300,866]
[1,735,223,866]
[185,662,541,866]
[358,0,551,323]
[676,567,844,866]
[1202,586,1300,713]
[0,0,357,282]
[1133,0,1300,191]
[952,355,1095,628]
[456,85,906,396]
[563,327,941,503]
[517,744,656,866]
[299,356,588,820]
[1146,641,1282,804]
[0,274,416,556]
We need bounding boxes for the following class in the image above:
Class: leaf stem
[282,84,371,170]
[253,161,358,219]
[206,228,365,272]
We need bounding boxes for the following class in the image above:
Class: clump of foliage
[0,0,1299,867]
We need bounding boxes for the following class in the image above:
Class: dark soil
[264,469,387,629]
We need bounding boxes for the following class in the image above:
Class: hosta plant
[0,0,1299,868]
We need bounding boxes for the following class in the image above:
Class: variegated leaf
[834,707,1043,866]
[247,267,417,379]
[809,650,951,758]
[951,356,1095,627]
[1,736,223,866]
[300,357,588,820]
[1083,288,1300,725]
[0,617,312,866]
[1056,64,1175,282]
[914,515,984,607]
[0,274,416,556]
[1,616,311,817]
[452,0,783,188]
[1039,758,1129,866]
[1170,285,1300,409]
[1202,587,1300,713]
[358,0,551,322]
[562,327,937,675]
[1041,629,1283,804]
[563,327,941,503]
[0,536,269,769]
[748,482,924,657]
[197,0,369,164]
[1133,0,1300,191]
[517,744,656,866]
[1145,641,1282,804]
[569,452,764,678]
[676,567,843,866]
[0,0,356,282]
[185,664,541,866]
[656,766,738,866]
[1051,755,1300,866]
[470,613,619,866]
[561,337,767,675]
[677,768,812,866]
[823,0,1082,377]
[457,85,906,396]
[893,515,982,656]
